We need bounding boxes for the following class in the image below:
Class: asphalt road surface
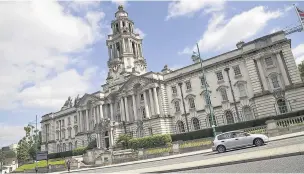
[74,136,304,173]
[178,155,304,173]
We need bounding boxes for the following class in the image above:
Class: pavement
[55,131,304,174]
[179,154,304,173]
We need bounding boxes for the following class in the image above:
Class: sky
[0,0,304,147]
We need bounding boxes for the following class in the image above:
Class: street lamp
[224,67,241,122]
[178,82,190,132]
[193,43,217,137]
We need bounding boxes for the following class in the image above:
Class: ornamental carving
[95,118,111,134]
[272,89,285,99]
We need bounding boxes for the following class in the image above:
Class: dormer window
[216,71,224,81]
[172,86,177,95]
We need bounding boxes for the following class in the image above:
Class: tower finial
[118,5,124,11]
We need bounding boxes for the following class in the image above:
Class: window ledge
[240,96,248,100]
[217,80,225,84]
[221,100,229,104]
[266,65,276,70]
[186,89,192,93]
[234,74,243,79]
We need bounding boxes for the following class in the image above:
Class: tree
[17,137,31,163]
[298,61,304,80]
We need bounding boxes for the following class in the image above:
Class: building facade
[41,5,304,153]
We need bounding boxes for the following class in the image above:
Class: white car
[212,131,269,153]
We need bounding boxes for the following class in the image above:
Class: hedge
[129,134,172,149]
[171,110,304,141]
[47,147,86,159]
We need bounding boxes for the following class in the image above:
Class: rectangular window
[239,84,247,97]
[68,117,71,125]
[220,89,228,101]
[271,75,280,89]
[174,101,180,112]
[74,116,77,123]
[189,98,196,109]
[56,121,59,129]
[62,120,65,127]
[265,57,273,67]
[185,81,192,90]
[216,71,224,81]
[200,76,206,86]
[171,86,177,95]
[75,127,78,135]
[233,65,241,76]
[68,129,71,138]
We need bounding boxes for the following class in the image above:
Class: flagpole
[294,4,304,31]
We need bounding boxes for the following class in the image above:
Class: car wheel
[217,145,226,153]
[254,138,264,146]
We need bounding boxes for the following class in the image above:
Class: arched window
[238,84,247,97]
[63,143,66,152]
[174,101,180,112]
[177,121,185,133]
[142,108,146,119]
[69,142,73,151]
[220,89,228,101]
[243,106,253,121]
[57,144,60,153]
[207,114,217,127]
[277,99,288,114]
[271,74,280,89]
[137,127,144,137]
[189,97,196,109]
[225,110,235,124]
[74,126,78,135]
[192,118,200,131]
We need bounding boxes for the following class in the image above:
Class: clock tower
[106,5,147,83]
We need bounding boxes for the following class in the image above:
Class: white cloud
[112,0,128,6]
[0,123,25,147]
[166,0,225,20]
[0,1,106,110]
[270,27,281,34]
[134,28,146,39]
[293,44,304,65]
[284,4,295,12]
[179,6,282,55]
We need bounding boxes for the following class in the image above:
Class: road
[74,136,304,173]
[178,155,304,173]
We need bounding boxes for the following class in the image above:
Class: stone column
[79,111,82,132]
[96,133,100,148]
[99,105,104,120]
[143,90,151,119]
[110,128,115,147]
[148,88,155,116]
[153,87,160,115]
[108,47,112,59]
[111,44,115,59]
[122,38,125,53]
[124,96,130,122]
[132,94,138,121]
[110,103,114,121]
[120,98,125,121]
[276,53,290,86]
[86,109,89,131]
[257,59,269,91]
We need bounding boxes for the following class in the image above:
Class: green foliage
[298,61,304,79]
[145,147,172,155]
[180,140,212,149]
[15,159,65,172]
[3,150,16,158]
[72,147,87,156]
[17,137,31,163]
[116,134,132,149]
[129,134,172,150]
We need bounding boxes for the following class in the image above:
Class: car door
[234,132,250,147]
[220,133,235,149]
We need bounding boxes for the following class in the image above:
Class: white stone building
[41,5,304,153]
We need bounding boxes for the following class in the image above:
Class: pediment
[77,93,100,107]
[118,75,159,93]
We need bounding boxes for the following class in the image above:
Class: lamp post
[194,43,216,137]
[224,67,241,122]
[178,82,190,132]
